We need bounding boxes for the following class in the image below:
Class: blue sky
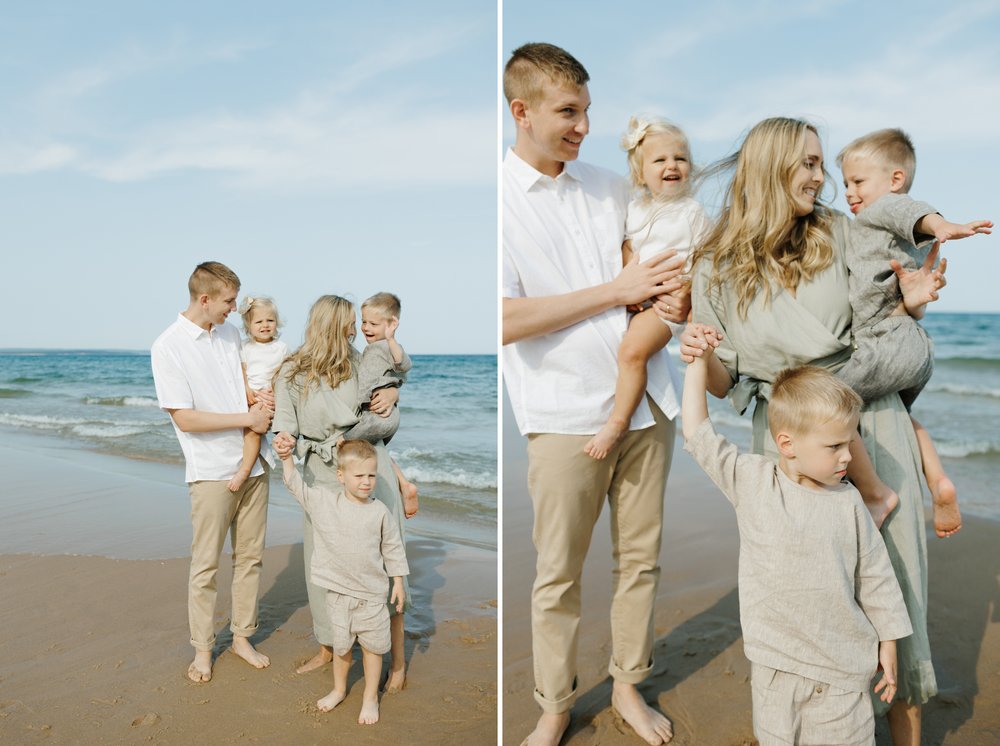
[503,0,999,312]
[1,1,496,353]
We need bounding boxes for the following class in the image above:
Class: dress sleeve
[272,363,301,436]
[691,257,739,384]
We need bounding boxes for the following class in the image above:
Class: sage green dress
[273,359,411,648]
[692,211,936,711]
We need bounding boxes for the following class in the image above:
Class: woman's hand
[892,241,948,318]
[370,386,399,418]
[273,431,296,459]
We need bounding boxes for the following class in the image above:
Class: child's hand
[390,580,405,613]
[273,431,296,459]
[873,640,898,704]
[385,316,399,340]
[933,218,992,244]
[679,323,722,364]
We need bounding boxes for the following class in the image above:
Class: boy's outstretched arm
[873,639,898,704]
[681,324,721,440]
[916,213,992,243]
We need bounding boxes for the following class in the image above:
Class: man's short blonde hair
[503,42,589,106]
[769,365,862,438]
[337,439,378,467]
[361,292,402,320]
[188,261,240,300]
[836,128,916,192]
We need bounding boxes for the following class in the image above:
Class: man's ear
[775,431,795,459]
[510,98,530,129]
[889,168,907,193]
[198,293,211,308]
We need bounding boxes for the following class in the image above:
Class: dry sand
[0,437,497,745]
[502,399,1000,746]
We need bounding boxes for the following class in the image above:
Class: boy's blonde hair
[836,128,916,192]
[337,439,377,467]
[281,295,355,393]
[621,116,692,198]
[503,42,589,106]
[238,295,283,339]
[188,261,240,299]
[691,117,834,318]
[768,365,861,438]
[362,292,402,320]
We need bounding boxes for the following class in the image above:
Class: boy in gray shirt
[280,438,408,726]
[836,128,991,538]
[682,339,911,745]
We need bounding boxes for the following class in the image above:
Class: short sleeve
[502,246,524,298]
[151,340,194,410]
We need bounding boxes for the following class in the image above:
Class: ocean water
[0,349,497,549]
[702,311,1000,520]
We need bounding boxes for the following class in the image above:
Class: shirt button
[815,686,824,693]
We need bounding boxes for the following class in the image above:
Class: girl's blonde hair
[691,117,834,318]
[281,295,356,393]
[238,295,283,339]
[621,115,692,198]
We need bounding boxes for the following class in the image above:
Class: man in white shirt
[503,43,690,746]
[151,261,274,683]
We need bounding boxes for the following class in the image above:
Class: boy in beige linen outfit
[681,333,912,745]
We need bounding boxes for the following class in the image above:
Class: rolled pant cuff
[190,637,215,652]
[533,678,577,714]
[608,656,654,685]
[230,623,258,639]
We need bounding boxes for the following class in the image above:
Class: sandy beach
[502,397,1000,746]
[0,434,497,745]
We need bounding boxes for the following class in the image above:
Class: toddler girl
[585,117,709,459]
[229,295,289,491]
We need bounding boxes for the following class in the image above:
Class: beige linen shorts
[326,591,391,656]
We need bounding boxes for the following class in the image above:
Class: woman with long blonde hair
[273,294,410,692]
[685,117,937,745]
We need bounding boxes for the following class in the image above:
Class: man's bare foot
[862,486,899,529]
[401,481,419,519]
[230,636,270,669]
[317,687,347,712]
[296,646,334,674]
[384,667,406,694]
[359,695,380,725]
[611,681,673,745]
[932,476,962,537]
[519,711,570,746]
[227,470,250,493]
[187,651,212,683]
[583,419,628,460]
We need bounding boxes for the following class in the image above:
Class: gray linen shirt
[684,419,912,692]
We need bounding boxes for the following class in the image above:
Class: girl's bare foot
[583,419,627,460]
[862,485,899,529]
[611,681,673,745]
[297,645,334,674]
[187,650,213,683]
[384,667,406,694]
[359,695,380,725]
[317,687,347,712]
[520,711,570,746]
[401,481,419,518]
[932,476,961,537]
[230,636,270,668]
[227,470,250,493]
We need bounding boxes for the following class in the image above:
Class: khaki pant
[527,401,673,713]
[188,468,269,651]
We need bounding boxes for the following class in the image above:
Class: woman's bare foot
[520,711,570,746]
[401,481,419,519]
[862,485,899,529]
[359,695,380,725]
[230,636,270,668]
[297,645,334,674]
[583,419,628,460]
[187,651,212,683]
[227,470,250,493]
[611,681,673,745]
[932,476,962,537]
[317,687,347,713]
[384,667,406,694]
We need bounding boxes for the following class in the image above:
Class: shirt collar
[178,312,212,339]
[504,147,582,192]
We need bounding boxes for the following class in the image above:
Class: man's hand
[253,387,276,412]
[611,250,687,307]
[370,386,399,418]
[248,402,272,434]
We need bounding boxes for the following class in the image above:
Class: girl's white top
[626,195,709,265]
[241,339,290,390]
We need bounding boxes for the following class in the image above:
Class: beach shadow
[564,588,742,740]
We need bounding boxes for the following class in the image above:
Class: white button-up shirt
[502,148,681,436]
[151,314,265,483]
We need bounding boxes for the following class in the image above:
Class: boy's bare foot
[359,695,380,725]
[583,419,628,460]
[227,470,250,493]
[520,711,570,746]
[230,636,270,669]
[611,681,673,745]
[317,687,347,712]
[932,476,962,537]
[384,667,406,694]
[187,651,212,683]
[296,645,334,674]
[401,481,419,518]
[862,486,899,530]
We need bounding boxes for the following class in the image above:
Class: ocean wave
[401,465,496,490]
[72,424,149,438]
[0,388,31,398]
[935,356,1000,370]
[925,382,1000,400]
[937,440,1000,459]
[0,412,78,430]
[84,395,159,407]
[0,412,153,433]
[8,376,41,383]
